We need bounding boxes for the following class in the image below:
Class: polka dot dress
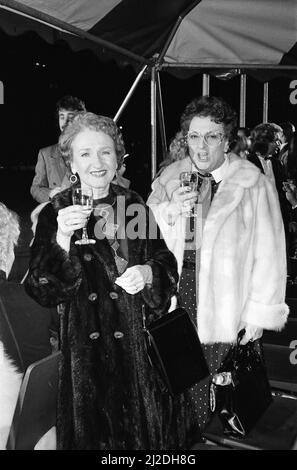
[179,249,230,431]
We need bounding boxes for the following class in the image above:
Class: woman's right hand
[169,186,198,217]
[57,205,92,238]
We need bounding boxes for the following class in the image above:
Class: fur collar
[223,153,261,188]
[48,183,149,287]
[158,153,261,199]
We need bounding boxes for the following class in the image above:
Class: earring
[69,173,78,184]
[224,143,229,157]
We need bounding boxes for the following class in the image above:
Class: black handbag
[209,335,273,437]
[143,306,209,396]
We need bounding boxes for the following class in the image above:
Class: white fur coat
[147,154,289,344]
[0,341,22,449]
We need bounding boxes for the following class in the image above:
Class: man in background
[249,122,291,274]
[278,122,296,179]
[249,123,287,216]
[30,95,86,203]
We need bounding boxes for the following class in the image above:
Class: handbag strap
[142,292,183,330]
[175,292,182,308]
[236,328,246,346]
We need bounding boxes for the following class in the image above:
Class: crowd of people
[0,93,295,450]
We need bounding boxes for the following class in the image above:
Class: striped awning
[0,0,296,71]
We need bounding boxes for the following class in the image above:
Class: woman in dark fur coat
[25,112,199,450]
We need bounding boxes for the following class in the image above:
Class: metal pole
[162,62,297,71]
[263,82,269,123]
[151,66,157,180]
[156,0,202,66]
[239,74,247,127]
[113,65,148,123]
[202,74,210,96]
[0,81,3,104]
[156,71,167,160]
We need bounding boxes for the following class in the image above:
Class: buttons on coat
[84,253,93,262]
[114,331,124,339]
[89,331,100,340]
[57,304,65,315]
[109,291,119,300]
[88,292,98,302]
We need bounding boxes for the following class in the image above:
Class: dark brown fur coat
[25,184,199,450]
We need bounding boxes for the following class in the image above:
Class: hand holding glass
[179,171,199,217]
[72,187,95,245]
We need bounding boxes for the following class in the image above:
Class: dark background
[0,30,296,209]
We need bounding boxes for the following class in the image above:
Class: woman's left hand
[239,322,263,345]
[115,265,152,295]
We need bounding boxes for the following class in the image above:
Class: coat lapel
[202,156,260,254]
[51,184,146,284]
[248,154,264,173]
[50,144,68,182]
[87,212,119,283]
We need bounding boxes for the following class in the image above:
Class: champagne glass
[180,171,199,217]
[72,187,95,245]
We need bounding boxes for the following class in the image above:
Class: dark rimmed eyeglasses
[187,130,225,147]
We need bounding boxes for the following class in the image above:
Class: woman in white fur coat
[0,203,22,449]
[147,96,289,429]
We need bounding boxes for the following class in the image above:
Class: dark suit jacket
[30,144,70,203]
[248,153,290,232]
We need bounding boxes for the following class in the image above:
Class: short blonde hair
[0,203,20,276]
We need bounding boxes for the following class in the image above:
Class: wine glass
[72,187,96,245]
[180,171,199,217]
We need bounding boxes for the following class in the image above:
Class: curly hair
[251,123,283,143]
[0,203,20,276]
[180,96,237,140]
[59,112,126,169]
[278,122,295,142]
[154,131,188,178]
[55,95,86,115]
[250,122,283,156]
[161,96,237,169]
[228,135,250,158]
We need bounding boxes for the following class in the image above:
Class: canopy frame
[1,0,297,177]
[0,0,147,65]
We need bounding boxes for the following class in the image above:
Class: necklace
[110,239,128,274]
[94,199,117,237]
[94,198,128,274]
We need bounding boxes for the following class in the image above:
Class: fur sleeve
[147,177,186,278]
[24,204,82,308]
[141,207,179,318]
[241,175,289,330]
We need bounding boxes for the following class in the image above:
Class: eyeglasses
[187,130,225,147]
